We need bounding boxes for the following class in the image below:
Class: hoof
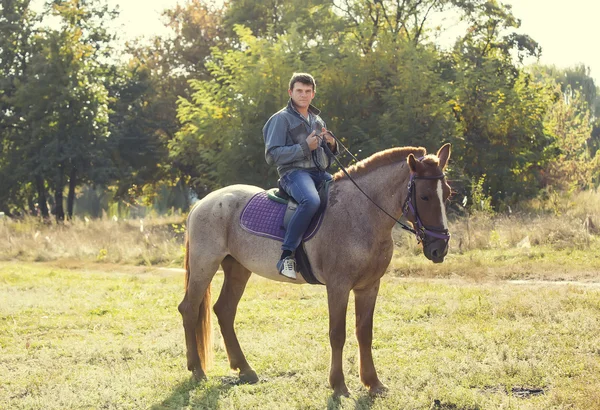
[368,382,388,397]
[192,368,207,382]
[239,368,259,384]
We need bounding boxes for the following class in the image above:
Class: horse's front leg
[326,285,351,397]
[354,279,387,395]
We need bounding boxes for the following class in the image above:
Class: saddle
[239,180,332,285]
[266,179,330,232]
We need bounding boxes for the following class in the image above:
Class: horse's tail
[183,233,213,372]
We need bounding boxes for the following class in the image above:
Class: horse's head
[404,143,451,263]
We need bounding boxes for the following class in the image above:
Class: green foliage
[469,174,494,214]
[170,0,565,206]
[117,1,228,201]
[161,0,227,76]
[543,89,597,191]
[2,0,599,215]
[0,0,40,214]
[172,25,305,192]
[446,3,553,204]
[0,0,118,219]
[105,60,173,202]
[531,64,598,115]
[530,64,600,189]
[224,0,338,40]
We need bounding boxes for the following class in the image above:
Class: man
[263,73,338,280]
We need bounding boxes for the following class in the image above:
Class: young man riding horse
[179,70,451,395]
[263,73,339,279]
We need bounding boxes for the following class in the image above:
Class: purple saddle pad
[239,191,324,242]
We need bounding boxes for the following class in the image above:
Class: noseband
[403,173,451,244]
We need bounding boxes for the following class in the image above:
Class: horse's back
[186,184,260,246]
[188,184,261,221]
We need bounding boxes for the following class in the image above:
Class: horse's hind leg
[178,237,221,381]
[214,255,258,384]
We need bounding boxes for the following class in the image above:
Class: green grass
[2,262,600,409]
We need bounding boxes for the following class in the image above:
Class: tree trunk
[54,165,65,223]
[35,175,50,218]
[67,166,76,220]
[28,198,35,215]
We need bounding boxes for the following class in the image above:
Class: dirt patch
[509,279,600,288]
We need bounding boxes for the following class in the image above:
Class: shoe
[277,256,297,280]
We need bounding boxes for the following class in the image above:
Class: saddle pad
[239,191,324,242]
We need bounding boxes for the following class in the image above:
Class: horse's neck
[335,162,410,231]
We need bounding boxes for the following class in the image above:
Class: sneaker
[277,256,297,280]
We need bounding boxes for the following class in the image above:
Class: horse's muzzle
[423,238,449,263]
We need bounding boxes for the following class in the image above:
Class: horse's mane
[333,146,435,181]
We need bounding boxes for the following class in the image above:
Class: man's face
[288,82,315,110]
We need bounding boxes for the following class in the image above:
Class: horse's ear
[437,143,451,171]
[407,154,418,173]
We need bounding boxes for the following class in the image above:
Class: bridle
[320,131,450,244]
[402,173,451,244]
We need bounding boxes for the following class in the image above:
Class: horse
[178,143,451,397]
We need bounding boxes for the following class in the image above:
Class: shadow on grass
[151,376,240,410]
[354,393,376,410]
[327,392,376,410]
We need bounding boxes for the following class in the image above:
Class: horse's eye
[420,196,429,201]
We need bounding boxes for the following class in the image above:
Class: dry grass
[0,190,598,282]
[401,188,600,252]
[388,189,600,281]
[0,215,186,267]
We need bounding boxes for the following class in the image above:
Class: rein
[319,132,450,243]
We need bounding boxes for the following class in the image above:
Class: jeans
[279,169,332,252]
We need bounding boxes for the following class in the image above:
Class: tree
[224,0,339,41]
[112,1,228,204]
[530,64,597,114]
[444,0,555,205]
[172,26,297,195]
[543,89,597,190]
[530,64,600,159]
[0,0,45,215]
[10,0,116,221]
[333,0,446,52]
[105,59,173,204]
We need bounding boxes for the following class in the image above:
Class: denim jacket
[263,99,339,177]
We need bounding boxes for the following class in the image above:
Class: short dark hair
[289,73,316,92]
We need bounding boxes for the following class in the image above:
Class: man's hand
[322,127,336,148]
[306,130,319,151]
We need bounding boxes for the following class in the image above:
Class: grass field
[2,262,600,409]
[1,190,599,408]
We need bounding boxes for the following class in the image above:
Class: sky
[507,0,600,82]
[36,0,600,83]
